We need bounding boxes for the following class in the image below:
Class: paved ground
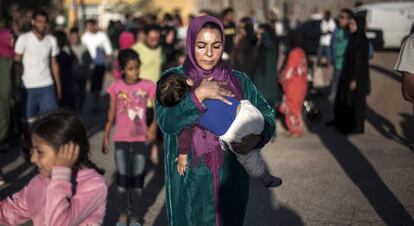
[1,51,413,226]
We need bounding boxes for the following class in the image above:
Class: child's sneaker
[259,171,283,188]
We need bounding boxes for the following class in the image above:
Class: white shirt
[14,31,59,88]
[275,22,284,36]
[81,31,112,63]
[395,33,414,74]
[320,19,336,46]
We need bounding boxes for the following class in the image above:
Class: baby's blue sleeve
[199,97,240,136]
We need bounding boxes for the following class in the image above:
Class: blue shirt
[199,97,240,136]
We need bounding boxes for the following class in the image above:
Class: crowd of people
[0,5,375,226]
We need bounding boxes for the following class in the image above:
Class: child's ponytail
[84,159,105,175]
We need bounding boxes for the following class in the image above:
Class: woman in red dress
[279,31,308,137]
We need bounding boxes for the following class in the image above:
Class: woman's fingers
[216,96,232,105]
[73,144,80,162]
[219,88,234,97]
[56,142,80,168]
[68,142,75,160]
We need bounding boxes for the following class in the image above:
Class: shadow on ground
[305,95,414,225]
[103,159,166,225]
[244,171,304,226]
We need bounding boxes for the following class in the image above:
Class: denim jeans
[114,141,149,217]
[22,85,57,122]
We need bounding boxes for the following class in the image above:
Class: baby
[156,73,282,188]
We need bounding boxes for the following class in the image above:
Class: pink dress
[107,79,156,142]
[0,167,107,226]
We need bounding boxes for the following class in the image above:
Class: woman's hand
[177,154,188,176]
[231,134,263,154]
[55,142,80,168]
[194,77,234,105]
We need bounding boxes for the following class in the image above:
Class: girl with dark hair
[334,16,370,134]
[102,48,157,226]
[278,30,308,137]
[0,110,107,225]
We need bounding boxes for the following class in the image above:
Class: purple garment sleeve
[190,90,206,113]
[178,127,194,155]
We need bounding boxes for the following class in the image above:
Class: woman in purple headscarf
[155,16,275,226]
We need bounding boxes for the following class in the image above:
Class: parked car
[353,2,414,49]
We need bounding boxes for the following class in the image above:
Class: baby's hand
[55,142,80,168]
[177,154,188,176]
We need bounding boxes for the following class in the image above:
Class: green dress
[155,66,275,226]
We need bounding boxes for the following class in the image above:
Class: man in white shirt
[81,19,113,111]
[317,10,336,65]
[14,9,61,124]
[395,33,414,103]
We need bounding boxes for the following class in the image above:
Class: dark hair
[221,7,234,18]
[86,18,97,25]
[156,73,190,107]
[201,22,222,34]
[280,30,304,71]
[32,9,48,21]
[340,8,354,18]
[69,27,79,34]
[286,30,304,50]
[163,13,173,22]
[145,14,158,24]
[31,110,104,175]
[144,24,161,35]
[54,30,68,49]
[118,49,141,79]
[351,15,367,37]
[240,17,257,45]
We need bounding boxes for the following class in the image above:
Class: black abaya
[334,17,370,135]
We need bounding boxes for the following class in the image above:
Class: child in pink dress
[0,110,107,226]
[102,49,157,226]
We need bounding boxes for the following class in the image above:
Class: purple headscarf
[183,15,242,98]
[183,16,243,226]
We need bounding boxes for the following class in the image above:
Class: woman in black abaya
[334,16,370,134]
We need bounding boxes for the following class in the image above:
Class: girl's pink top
[0,167,107,226]
[0,27,14,58]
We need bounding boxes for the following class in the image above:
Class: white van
[353,2,414,49]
